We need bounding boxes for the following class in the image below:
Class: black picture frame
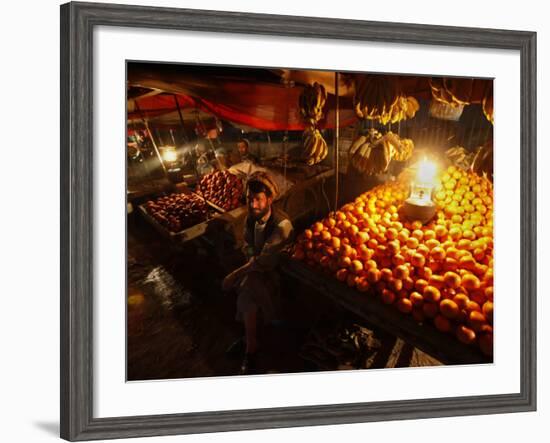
[60,1,537,441]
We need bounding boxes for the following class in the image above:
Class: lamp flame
[416,157,437,187]
[160,146,178,163]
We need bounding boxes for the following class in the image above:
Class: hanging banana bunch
[354,75,419,124]
[299,82,329,165]
[385,132,415,162]
[349,129,414,175]
[446,146,476,171]
[482,84,494,124]
[299,82,327,126]
[471,141,493,178]
[430,77,474,107]
[302,126,328,166]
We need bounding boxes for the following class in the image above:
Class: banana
[349,135,366,156]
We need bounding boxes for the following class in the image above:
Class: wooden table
[281,257,491,366]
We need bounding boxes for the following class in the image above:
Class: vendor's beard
[250,206,270,222]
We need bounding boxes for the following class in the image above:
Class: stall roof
[127,62,490,131]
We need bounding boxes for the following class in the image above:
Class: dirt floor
[127,214,441,381]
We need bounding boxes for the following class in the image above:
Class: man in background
[236,139,259,164]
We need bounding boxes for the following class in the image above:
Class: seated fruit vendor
[222,171,293,374]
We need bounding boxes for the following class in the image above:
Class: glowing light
[402,156,439,224]
[416,157,438,187]
[160,146,178,163]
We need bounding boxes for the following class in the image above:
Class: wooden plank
[281,257,491,365]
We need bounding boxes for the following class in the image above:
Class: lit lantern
[160,146,178,163]
[402,157,438,224]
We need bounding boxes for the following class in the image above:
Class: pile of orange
[292,165,494,357]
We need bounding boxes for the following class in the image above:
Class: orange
[470,290,487,306]
[389,278,403,293]
[482,301,494,324]
[469,311,487,331]
[336,268,348,282]
[397,229,410,243]
[457,239,472,250]
[356,277,370,293]
[422,302,439,319]
[386,228,398,240]
[294,247,306,261]
[415,279,429,293]
[434,315,452,333]
[478,333,493,357]
[430,247,446,261]
[423,285,441,303]
[416,244,431,257]
[411,253,426,268]
[443,257,459,272]
[411,220,423,230]
[381,289,396,305]
[466,300,482,313]
[449,227,462,241]
[350,260,363,274]
[423,230,436,241]
[425,238,440,250]
[346,273,357,288]
[453,293,470,310]
[410,291,424,308]
[440,299,460,319]
[435,225,448,239]
[321,230,332,242]
[485,286,494,302]
[462,273,481,291]
[356,231,369,244]
[456,325,476,345]
[417,266,433,280]
[313,222,324,233]
[403,276,415,291]
[394,265,409,280]
[386,239,399,254]
[429,275,445,289]
[375,245,388,257]
[396,298,413,314]
[366,268,381,284]
[338,256,352,269]
[459,256,476,271]
[406,237,419,249]
[381,268,393,282]
[446,247,460,260]
[443,271,461,289]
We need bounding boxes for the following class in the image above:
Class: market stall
[126,63,494,377]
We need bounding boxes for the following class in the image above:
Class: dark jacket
[243,208,294,273]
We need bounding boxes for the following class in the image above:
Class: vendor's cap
[247,171,279,199]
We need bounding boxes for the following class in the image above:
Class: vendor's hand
[222,273,237,292]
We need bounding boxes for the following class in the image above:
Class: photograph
[126,62,494,380]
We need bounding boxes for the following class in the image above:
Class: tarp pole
[334,72,340,211]
[173,94,190,143]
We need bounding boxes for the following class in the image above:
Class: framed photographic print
[60,1,537,441]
